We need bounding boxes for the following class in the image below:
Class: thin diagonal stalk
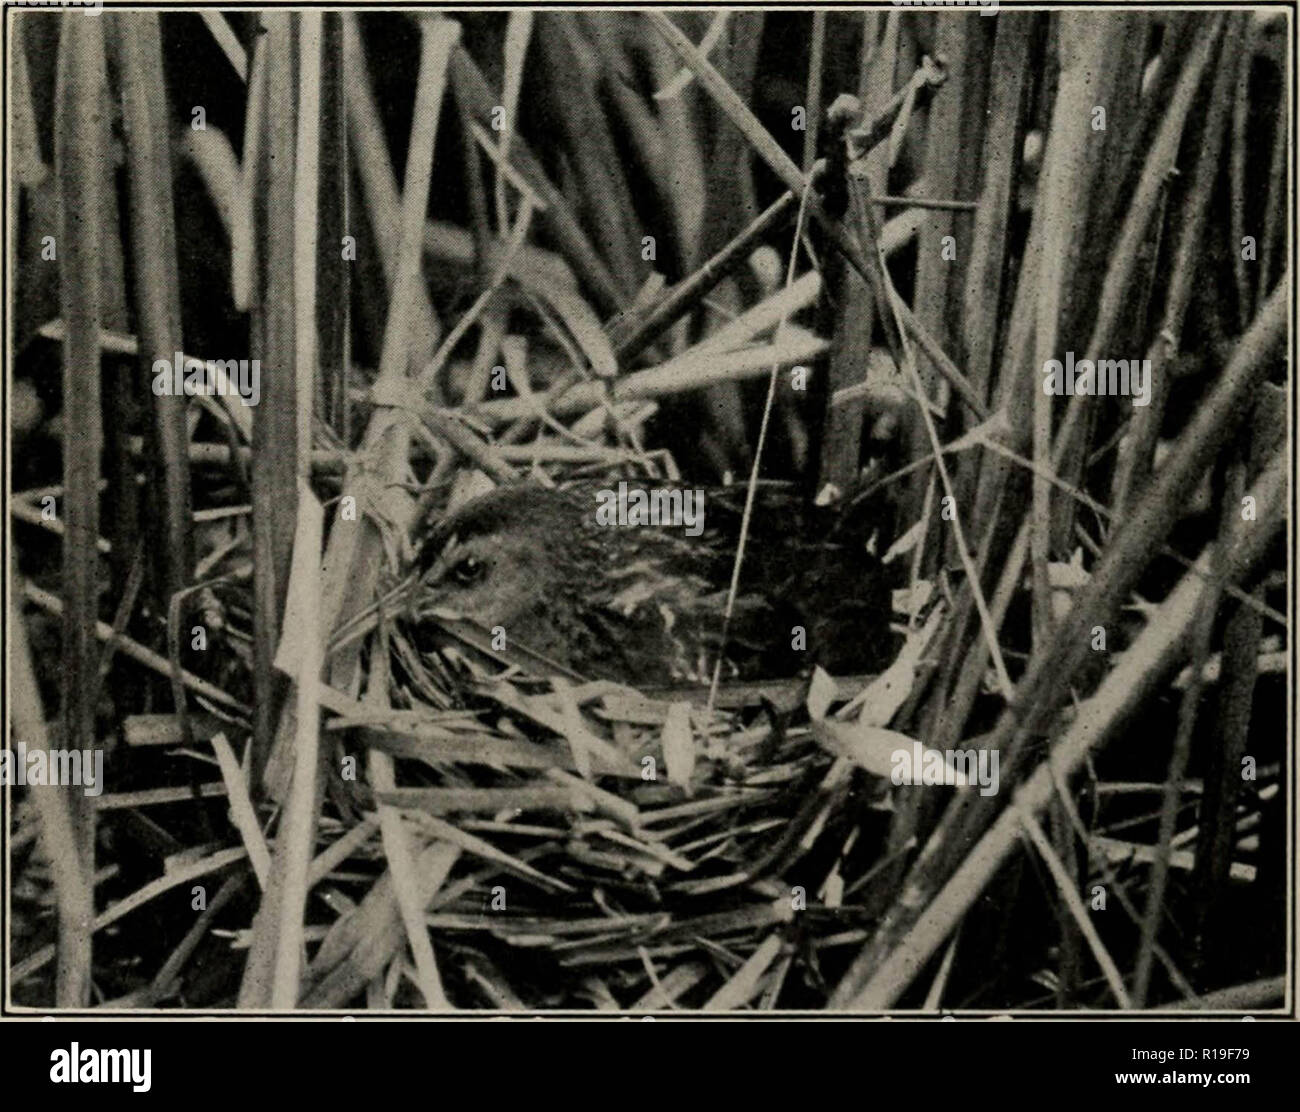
[1132,428,1244,1002]
[1019,810,1131,1007]
[706,182,815,716]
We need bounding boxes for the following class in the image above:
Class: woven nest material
[285,468,924,1012]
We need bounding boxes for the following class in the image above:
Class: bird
[401,479,893,688]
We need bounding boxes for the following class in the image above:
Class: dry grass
[7,8,1289,1012]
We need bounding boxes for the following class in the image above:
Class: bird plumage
[406,481,892,686]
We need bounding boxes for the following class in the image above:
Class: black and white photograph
[2,0,1294,1049]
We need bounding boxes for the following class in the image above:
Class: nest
[236,437,924,1011]
[297,582,914,1010]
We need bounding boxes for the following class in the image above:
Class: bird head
[409,485,608,641]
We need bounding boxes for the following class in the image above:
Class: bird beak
[411,556,453,621]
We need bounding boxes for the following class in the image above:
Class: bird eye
[448,555,486,586]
